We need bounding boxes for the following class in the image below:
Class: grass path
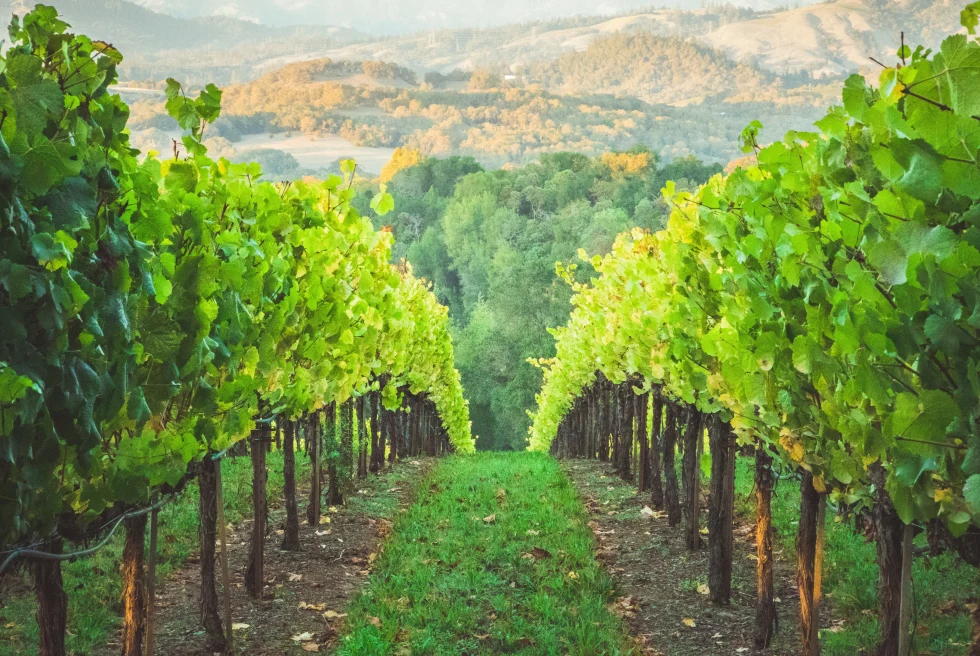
[335,452,635,655]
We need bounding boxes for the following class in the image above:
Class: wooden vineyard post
[198,458,226,653]
[754,448,776,649]
[215,458,233,653]
[798,471,821,656]
[121,513,148,656]
[707,417,735,605]
[871,461,904,655]
[32,539,67,656]
[898,522,915,656]
[308,413,322,525]
[146,498,159,656]
[282,420,301,551]
[245,426,268,598]
[682,408,704,551]
[636,390,649,492]
[649,388,664,510]
[662,402,682,527]
[813,494,826,655]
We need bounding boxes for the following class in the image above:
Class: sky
[128,0,824,33]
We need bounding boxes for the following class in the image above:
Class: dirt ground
[97,459,434,656]
[562,459,804,656]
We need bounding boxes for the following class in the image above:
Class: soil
[562,459,805,656]
[97,458,435,656]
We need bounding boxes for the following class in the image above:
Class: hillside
[241,1,966,81]
[701,0,965,76]
[527,32,834,106]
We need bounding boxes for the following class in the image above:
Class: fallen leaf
[682,618,696,628]
[302,642,320,652]
[697,584,710,596]
[368,616,382,628]
[483,514,496,523]
[291,632,314,642]
[288,573,303,582]
[526,529,540,536]
[231,623,250,631]
[298,602,326,611]
[319,515,332,524]
[699,527,709,535]
[531,547,552,560]
[567,571,579,580]
[324,610,348,619]
[475,633,490,640]
[315,530,331,536]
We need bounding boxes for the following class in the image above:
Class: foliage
[0,6,472,550]
[375,151,720,449]
[530,11,980,532]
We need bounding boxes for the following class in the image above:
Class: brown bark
[682,408,704,551]
[663,402,682,527]
[798,471,821,656]
[121,514,148,656]
[306,414,320,525]
[33,540,67,656]
[281,420,301,551]
[245,428,268,598]
[636,390,650,492]
[754,449,776,649]
[870,462,903,656]
[357,395,368,478]
[369,391,381,473]
[649,390,664,510]
[707,417,735,605]
[197,458,227,652]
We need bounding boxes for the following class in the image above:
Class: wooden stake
[898,522,915,656]
[145,497,159,656]
[215,459,233,653]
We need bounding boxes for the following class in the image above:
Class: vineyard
[0,6,472,655]
[530,4,980,655]
[2,3,980,656]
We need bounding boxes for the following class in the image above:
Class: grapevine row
[0,7,473,654]
[530,6,980,655]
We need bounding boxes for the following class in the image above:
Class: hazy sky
[129,0,823,33]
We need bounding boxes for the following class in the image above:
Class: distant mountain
[700,0,966,77]
[236,0,964,82]
[124,0,825,33]
[527,32,833,106]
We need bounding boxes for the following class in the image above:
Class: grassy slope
[0,452,307,655]
[335,452,634,655]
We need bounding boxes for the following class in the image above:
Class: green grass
[734,460,979,656]
[0,450,311,656]
[335,452,635,656]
